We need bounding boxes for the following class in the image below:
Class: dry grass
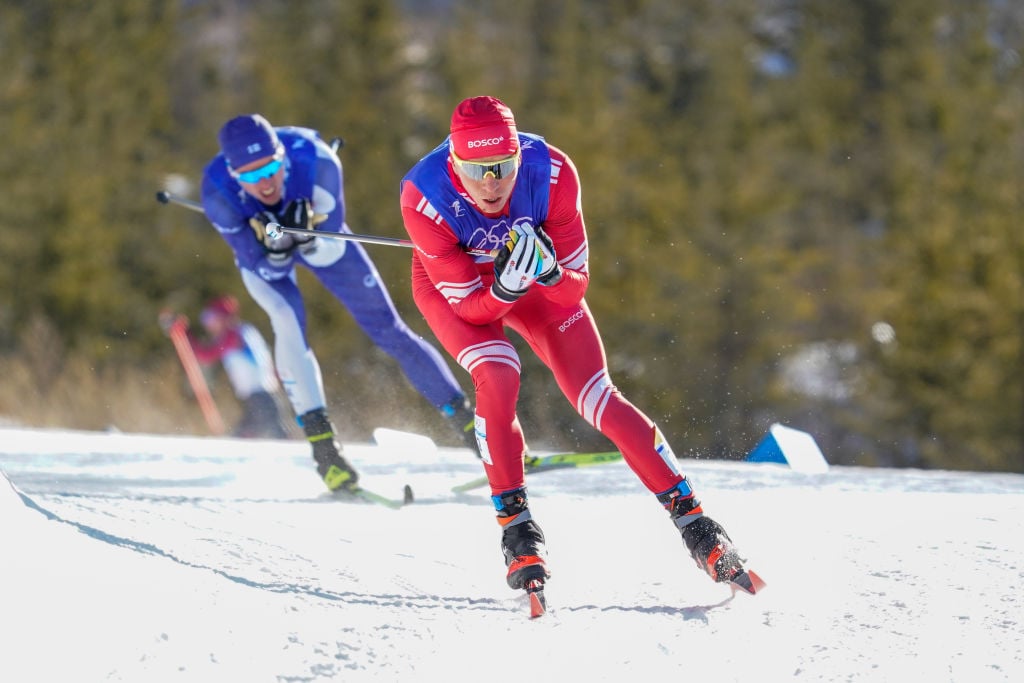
[0,316,582,451]
[0,314,240,435]
[0,351,239,436]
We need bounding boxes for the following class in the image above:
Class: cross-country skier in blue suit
[201,114,477,492]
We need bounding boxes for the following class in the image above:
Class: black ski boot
[494,487,550,589]
[300,408,359,492]
[442,396,480,456]
[658,478,745,583]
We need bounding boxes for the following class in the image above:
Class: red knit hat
[200,295,239,326]
[449,96,519,160]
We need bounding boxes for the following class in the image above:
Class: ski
[525,579,547,619]
[729,568,767,596]
[524,450,622,471]
[451,451,622,493]
[331,484,414,509]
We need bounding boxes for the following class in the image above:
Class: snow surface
[1,425,1022,682]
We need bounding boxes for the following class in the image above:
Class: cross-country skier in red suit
[400,96,752,595]
[162,295,290,439]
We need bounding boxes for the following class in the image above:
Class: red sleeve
[401,181,514,325]
[536,144,589,307]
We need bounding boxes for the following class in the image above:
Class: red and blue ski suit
[400,132,689,498]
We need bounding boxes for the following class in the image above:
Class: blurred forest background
[1,0,1022,472]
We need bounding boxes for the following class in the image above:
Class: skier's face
[200,312,230,336]
[234,154,285,206]
[450,151,520,216]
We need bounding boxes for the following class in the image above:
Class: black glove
[279,199,313,236]
[249,209,295,255]
[279,199,331,255]
[534,227,562,286]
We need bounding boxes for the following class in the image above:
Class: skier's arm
[303,139,346,235]
[533,145,589,307]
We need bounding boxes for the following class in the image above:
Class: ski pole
[167,318,226,435]
[154,191,414,250]
[155,137,493,255]
[156,186,418,250]
[156,192,493,256]
[264,222,415,249]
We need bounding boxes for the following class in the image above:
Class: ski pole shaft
[267,223,415,249]
[266,223,497,256]
[156,190,420,251]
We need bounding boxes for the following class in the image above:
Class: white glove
[491,223,543,302]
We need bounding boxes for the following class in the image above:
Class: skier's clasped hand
[492,223,545,302]
[249,209,295,256]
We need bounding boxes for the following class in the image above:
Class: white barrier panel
[747,423,829,473]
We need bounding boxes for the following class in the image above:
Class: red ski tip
[525,579,547,618]
[731,569,767,595]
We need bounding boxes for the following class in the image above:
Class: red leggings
[413,282,686,496]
